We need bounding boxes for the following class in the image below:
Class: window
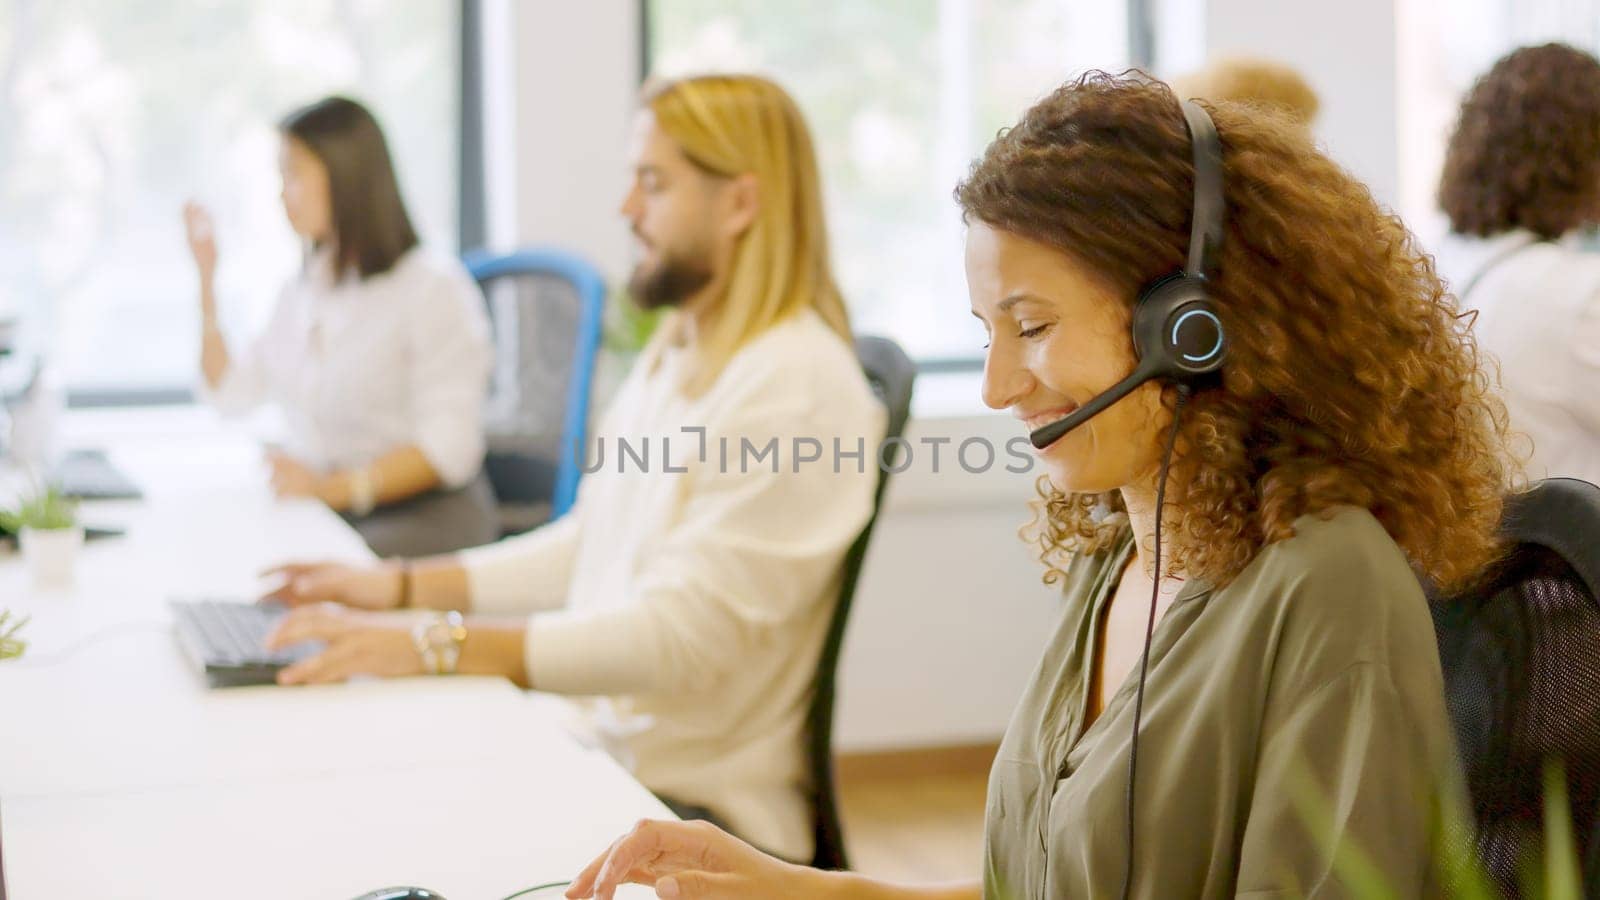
[648,0,1132,363]
[0,0,460,395]
[1398,0,1600,244]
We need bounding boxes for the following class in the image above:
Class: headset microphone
[1029,358,1163,449]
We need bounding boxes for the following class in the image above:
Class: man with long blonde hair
[257,74,887,863]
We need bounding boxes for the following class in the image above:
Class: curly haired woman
[1435,43,1600,488]
[564,71,1513,900]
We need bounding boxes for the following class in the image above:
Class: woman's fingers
[591,820,675,899]
[259,561,323,581]
[264,602,349,649]
[275,639,360,685]
[567,835,628,897]
[569,820,787,900]
[581,820,746,900]
[271,614,420,685]
[259,563,300,582]
[283,570,350,606]
[260,563,323,605]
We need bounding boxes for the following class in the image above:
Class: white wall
[834,398,1061,751]
[497,1,639,277]
[1157,0,1401,210]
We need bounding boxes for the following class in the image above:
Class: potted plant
[1,485,82,587]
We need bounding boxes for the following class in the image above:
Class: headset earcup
[1131,276,1226,380]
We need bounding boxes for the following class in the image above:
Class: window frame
[638,0,1156,375]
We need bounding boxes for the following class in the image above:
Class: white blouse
[206,247,492,487]
[1435,229,1600,487]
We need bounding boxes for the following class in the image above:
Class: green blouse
[983,506,1459,899]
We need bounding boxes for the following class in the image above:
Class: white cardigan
[461,308,887,860]
[1435,229,1600,487]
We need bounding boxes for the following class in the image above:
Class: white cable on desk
[7,621,169,668]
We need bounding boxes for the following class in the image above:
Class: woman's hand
[566,819,824,900]
[265,603,422,685]
[267,450,321,499]
[260,561,405,610]
[266,451,359,510]
[182,201,218,287]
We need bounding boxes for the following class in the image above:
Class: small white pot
[20,525,84,588]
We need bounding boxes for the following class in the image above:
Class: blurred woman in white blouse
[182,96,496,556]
[1434,44,1600,488]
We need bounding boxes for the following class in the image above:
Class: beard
[628,242,716,310]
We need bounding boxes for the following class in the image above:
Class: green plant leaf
[1543,760,1582,900]
[1,482,78,531]
[1287,756,1498,900]
[601,287,665,354]
[1435,790,1501,900]
[0,610,28,661]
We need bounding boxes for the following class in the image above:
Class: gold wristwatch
[411,610,467,675]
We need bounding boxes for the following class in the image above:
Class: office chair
[463,248,606,535]
[805,335,916,871]
[1427,477,1600,897]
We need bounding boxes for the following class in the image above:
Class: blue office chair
[463,248,605,534]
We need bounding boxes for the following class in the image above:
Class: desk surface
[0,407,663,899]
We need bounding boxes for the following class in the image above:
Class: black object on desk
[52,448,143,501]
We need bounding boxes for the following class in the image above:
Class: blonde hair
[643,75,857,397]
[642,74,852,396]
[1171,57,1320,127]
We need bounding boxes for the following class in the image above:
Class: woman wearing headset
[564,72,1512,899]
[183,96,496,557]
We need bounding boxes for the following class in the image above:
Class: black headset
[1027,99,1227,451]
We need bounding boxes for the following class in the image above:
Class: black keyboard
[170,599,323,688]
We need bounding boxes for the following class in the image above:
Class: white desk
[0,407,665,899]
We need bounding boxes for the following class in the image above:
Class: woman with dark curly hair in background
[1435,43,1600,488]
[562,71,1513,900]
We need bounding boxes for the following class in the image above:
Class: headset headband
[1180,100,1224,281]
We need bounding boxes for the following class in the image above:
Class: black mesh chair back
[1428,477,1600,897]
[805,335,916,870]
[464,249,605,534]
